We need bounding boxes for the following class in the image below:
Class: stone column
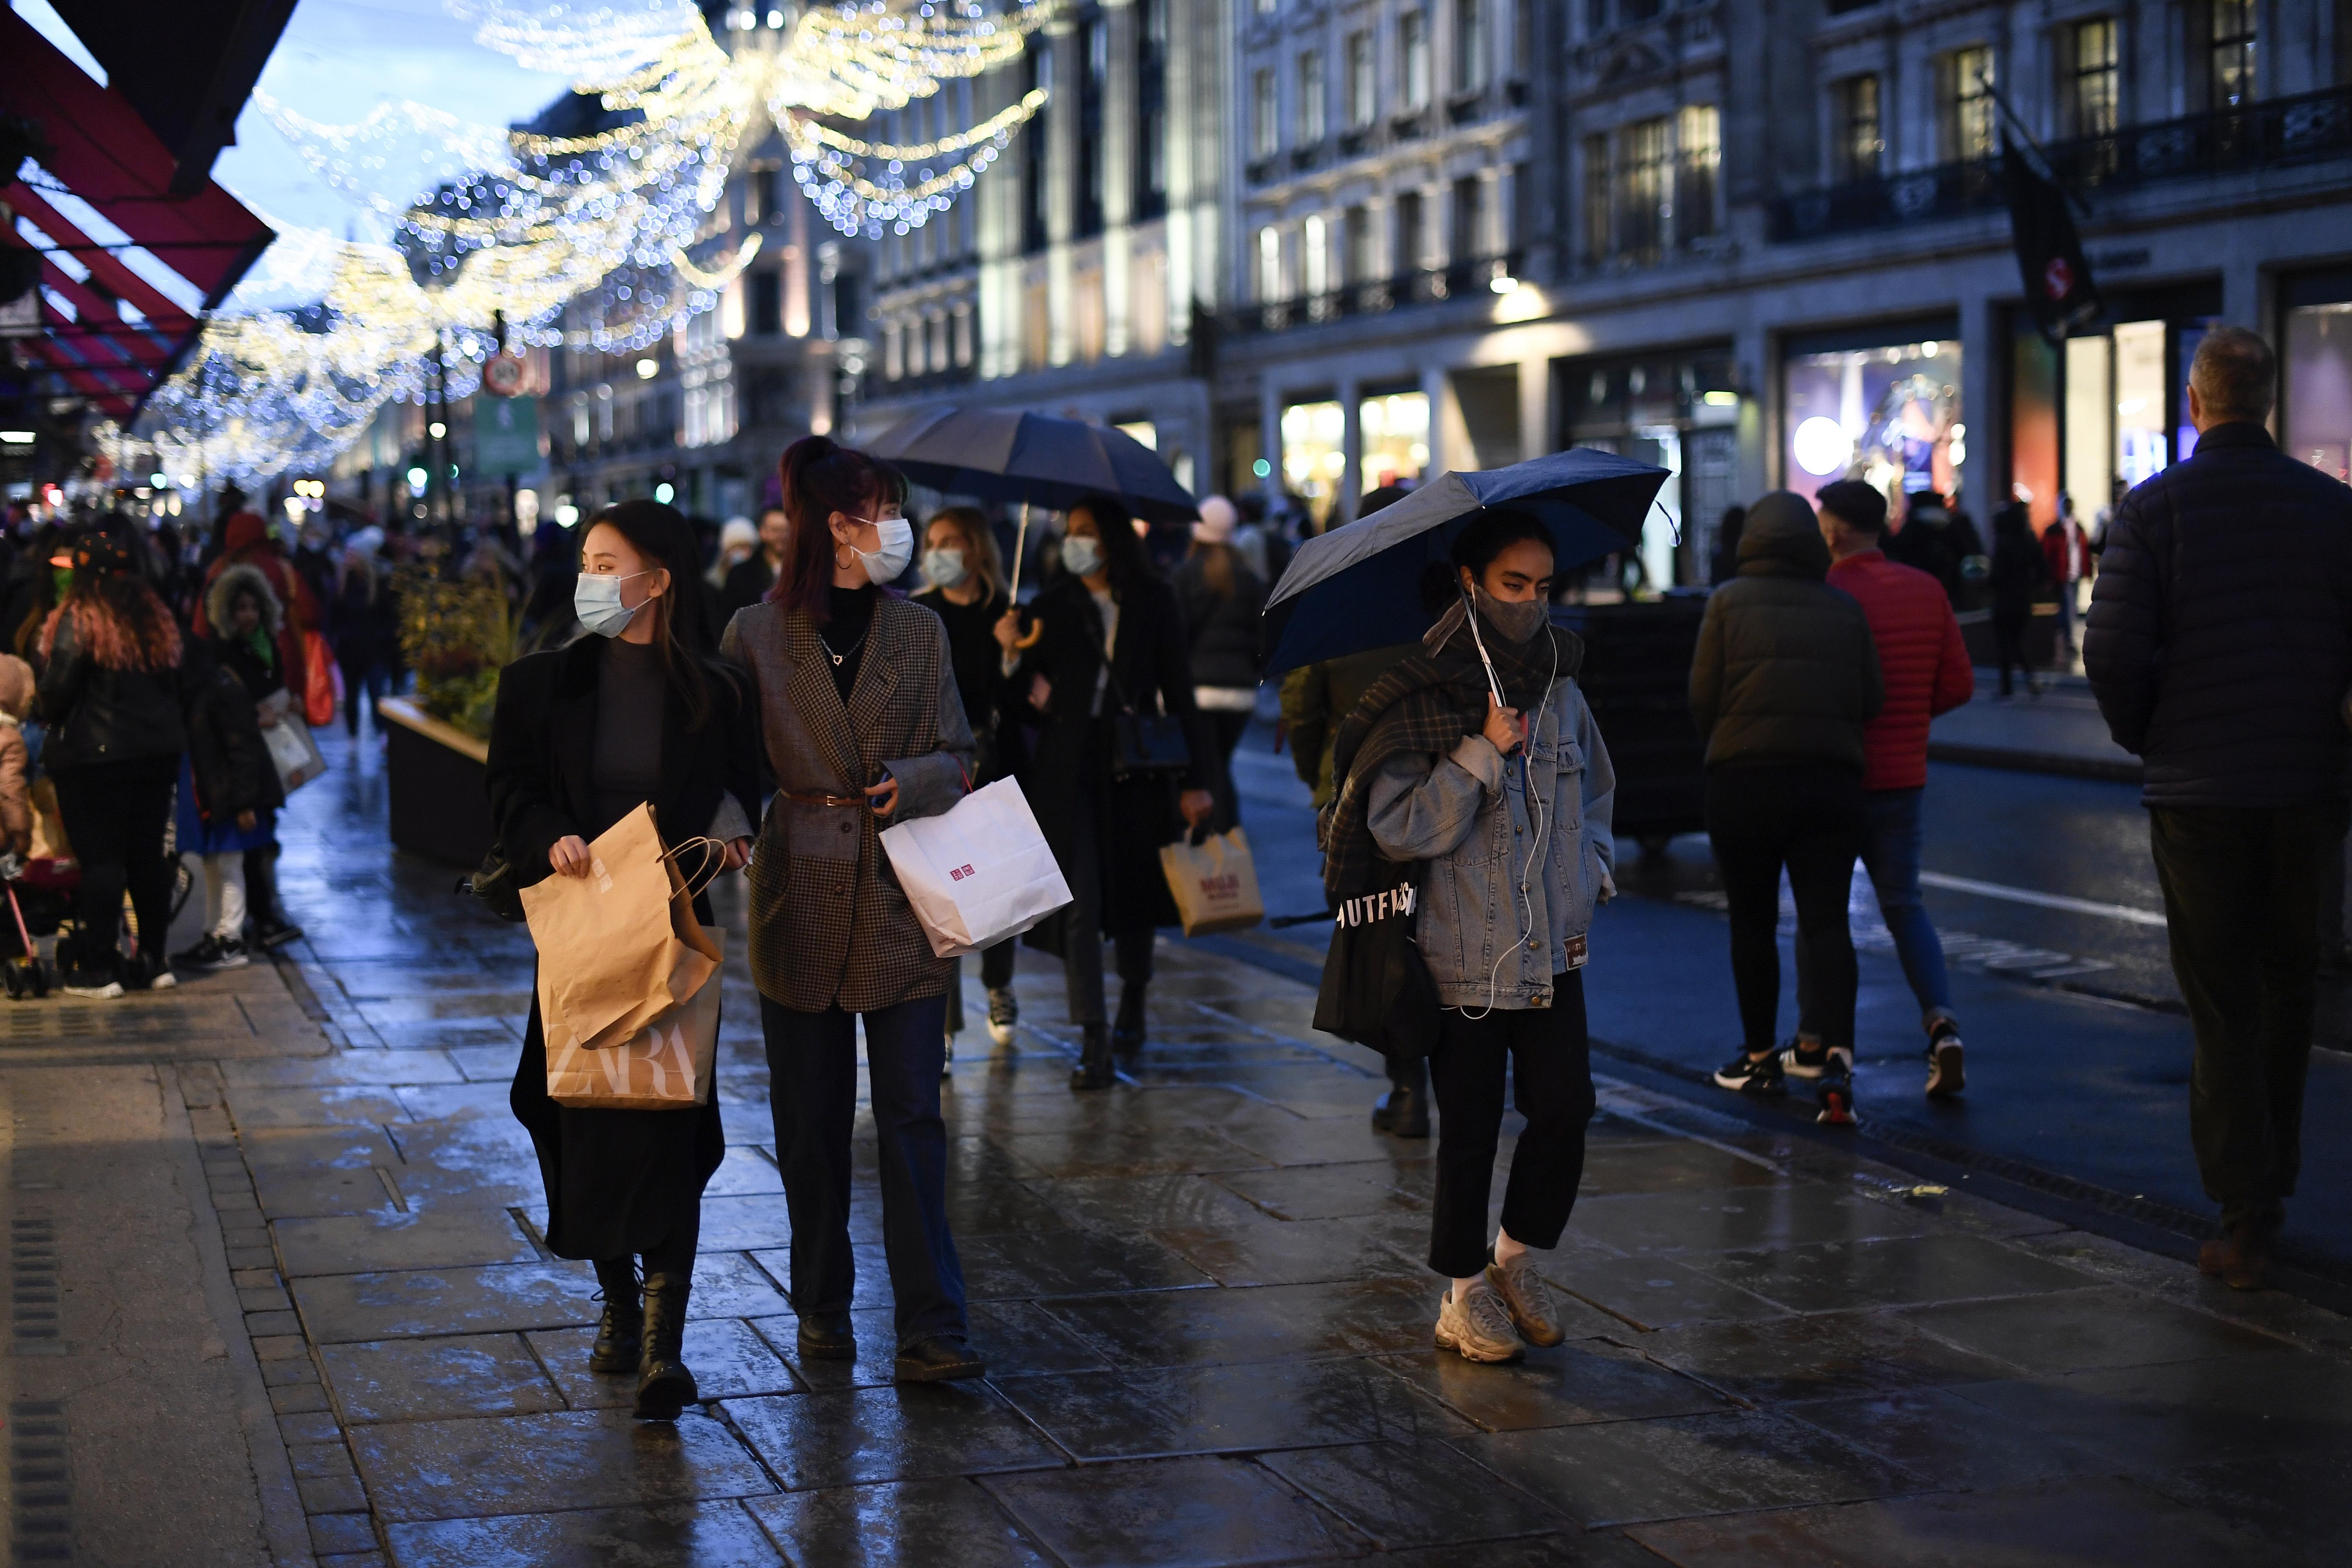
[1103,0,1138,358]
[1517,353,1551,463]
[1047,15,1080,367]
[1261,378,1284,504]
[1337,372,1363,525]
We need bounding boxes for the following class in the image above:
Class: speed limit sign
[483,355,526,397]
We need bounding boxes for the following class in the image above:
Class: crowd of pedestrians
[101,317,2292,1422]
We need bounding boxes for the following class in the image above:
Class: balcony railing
[1769,82,2352,242]
[1221,252,1522,337]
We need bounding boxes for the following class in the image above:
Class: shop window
[1938,46,1996,163]
[1252,68,1279,159]
[2286,295,2352,482]
[1280,399,1346,525]
[1455,0,1487,95]
[1361,391,1430,492]
[2065,18,2120,139]
[1783,336,1964,517]
[1676,105,1720,242]
[1832,74,1883,182]
[2207,0,2257,109]
[1346,32,1376,127]
[1298,50,1326,143]
[1402,12,1430,109]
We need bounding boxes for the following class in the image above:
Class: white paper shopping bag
[879,778,1074,957]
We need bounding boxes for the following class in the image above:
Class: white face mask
[1062,534,1103,578]
[846,515,913,585]
[574,569,651,637]
[921,546,968,590]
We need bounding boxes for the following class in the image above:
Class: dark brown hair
[2191,325,2276,423]
[581,499,719,731]
[1067,493,1150,595]
[771,435,906,624]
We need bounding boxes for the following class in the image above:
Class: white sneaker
[1434,1279,1525,1364]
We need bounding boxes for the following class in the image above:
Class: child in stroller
[0,654,65,996]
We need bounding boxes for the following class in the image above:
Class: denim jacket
[1366,675,1616,1010]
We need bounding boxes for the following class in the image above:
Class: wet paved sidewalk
[13,723,2352,1565]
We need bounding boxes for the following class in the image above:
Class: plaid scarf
[1319,605,1582,901]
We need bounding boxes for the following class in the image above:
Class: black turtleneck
[818,584,876,700]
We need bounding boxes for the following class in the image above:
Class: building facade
[849,0,2352,591]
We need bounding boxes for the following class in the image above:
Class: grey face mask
[1474,585,1549,647]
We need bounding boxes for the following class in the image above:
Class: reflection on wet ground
[220,725,2352,1565]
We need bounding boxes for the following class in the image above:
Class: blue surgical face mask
[1062,534,1103,578]
[575,569,650,637]
[921,546,968,590]
[848,516,913,585]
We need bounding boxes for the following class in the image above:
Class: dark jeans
[52,757,178,970]
[1798,787,1956,1037]
[1706,765,1866,1055]
[244,839,287,932]
[942,940,1017,1035]
[760,992,967,1345]
[340,657,389,737]
[1203,708,1252,834]
[1062,775,1155,1026]
[2148,799,2350,1236]
[1426,972,1595,1278]
[1993,612,2034,695]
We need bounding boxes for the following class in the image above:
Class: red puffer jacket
[1827,550,1972,791]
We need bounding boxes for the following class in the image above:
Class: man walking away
[1690,491,1883,1124]
[1815,480,1974,1098]
[2044,495,2093,659]
[2085,325,2352,1290]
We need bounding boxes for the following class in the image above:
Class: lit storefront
[1279,400,1345,525]
[2284,270,2352,485]
[1781,321,1964,525]
[1358,391,1429,493]
[1560,348,1742,587]
[2007,282,2220,530]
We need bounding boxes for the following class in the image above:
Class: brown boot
[2197,1231,2269,1291]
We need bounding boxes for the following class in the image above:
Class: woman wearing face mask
[1320,512,1615,1365]
[486,500,760,1421]
[721,436,983,1383]
[912,506,1024,1053]
[992,495,1217,1089]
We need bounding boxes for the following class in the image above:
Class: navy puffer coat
[2084,422,2352,808]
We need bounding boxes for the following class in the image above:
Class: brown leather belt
[781,791,865,808]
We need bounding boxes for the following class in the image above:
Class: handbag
[1313,857,1443,1063]
[1083,616,1192,782]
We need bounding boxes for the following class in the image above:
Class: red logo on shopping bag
[949,864,977,881]
[1199,874,1240,898]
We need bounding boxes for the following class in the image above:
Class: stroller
[0,850,68,999]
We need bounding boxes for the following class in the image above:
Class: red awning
[3,7,275,418]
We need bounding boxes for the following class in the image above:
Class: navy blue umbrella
[1260,449,1671,676]
[863,406,1199,526]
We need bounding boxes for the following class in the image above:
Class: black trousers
[1993,612,2034,695]
[1425,972,1595,1278]
[1704,765,1866,1054]
[1203,708,1252,835]
[2148,800,2349,1236]
[761,992,967,1344]
[1061,773,1155,1026]
[51,757,178,969]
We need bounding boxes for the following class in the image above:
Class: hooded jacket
[1689,491,1884,773]
[0,654,32,848]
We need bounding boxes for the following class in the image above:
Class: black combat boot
[634,1272,697,1419]
[589,1258,642,1374]
[1070,1022,1115,1091]
[1111,982,1148,1055]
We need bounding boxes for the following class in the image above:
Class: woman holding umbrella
[994,495,1215,1089]
[1318,511,1616,1364]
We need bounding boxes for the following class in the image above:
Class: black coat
[1987,524,2051,619]
[485,634,761,1260]
[33,607,186,771]
[718,556,777,625]
[184,648,283,821]
[1171,551,1267,691]
[912,583,1023,784]
[1013,572,1213,936]
[2085,422,2352,809]
[329,572,397,669]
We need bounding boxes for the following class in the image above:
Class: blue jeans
[1799,787,1956,1038]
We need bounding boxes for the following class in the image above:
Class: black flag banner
[2004,132,2101,342]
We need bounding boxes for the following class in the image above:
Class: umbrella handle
[1009,502,1030,599]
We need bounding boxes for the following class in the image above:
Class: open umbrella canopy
[863,406,1200,525]
[1261,449,1671,676]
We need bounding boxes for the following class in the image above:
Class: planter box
[378,696,495,868]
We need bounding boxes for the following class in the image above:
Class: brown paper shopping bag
[1159,826,1266,937]
[543,926,723,1109]
[521,804,721,1048]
